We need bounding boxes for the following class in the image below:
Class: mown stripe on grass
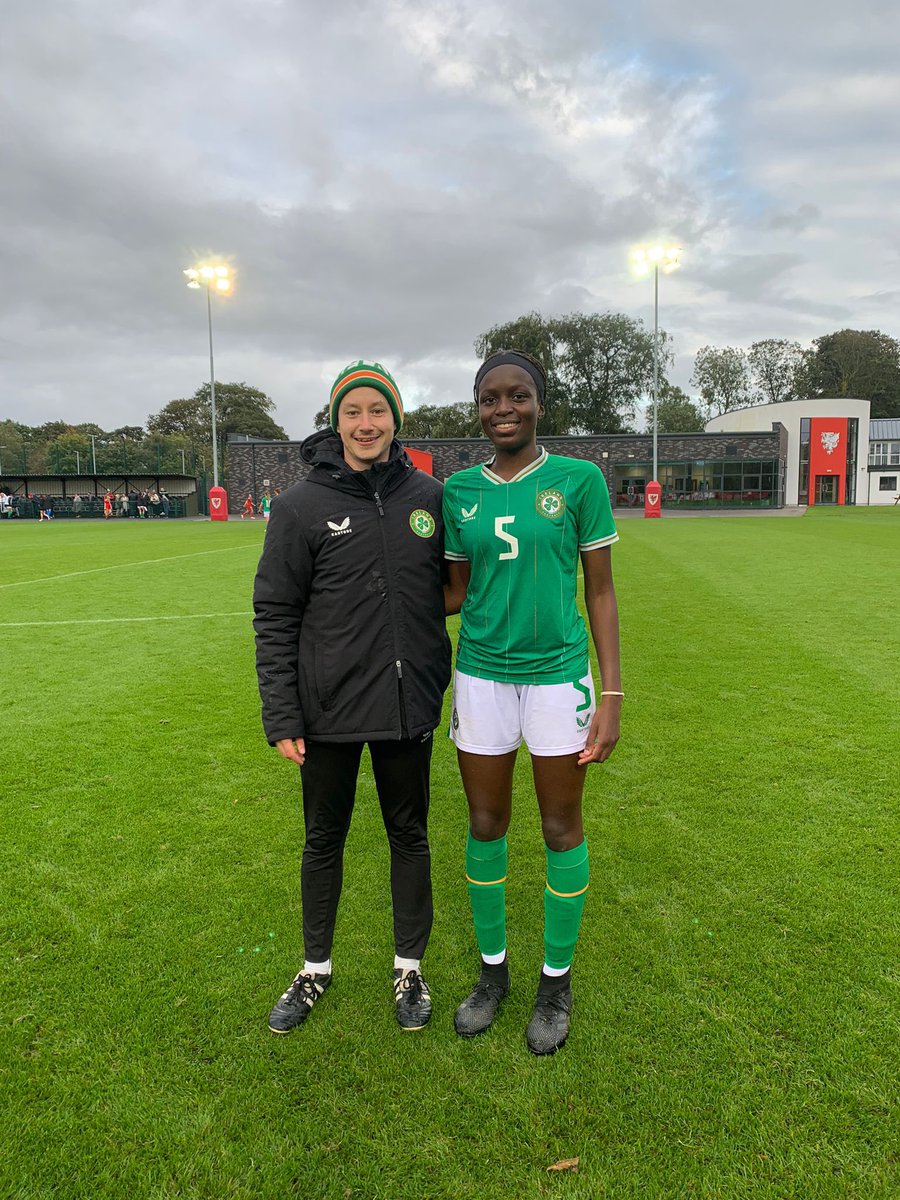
[0,611,254,627]
[0,544,258,589]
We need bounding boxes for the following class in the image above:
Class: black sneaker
[454,961,510,1038]
[268,970,331,1034]
[525,971,572,1055]
[393,968,432,1030]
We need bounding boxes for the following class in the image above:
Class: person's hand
[275,737,306,765]
[577,699,621,766]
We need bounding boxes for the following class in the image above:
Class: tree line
[4,323,898,475]
[0,383,287,477]
[312,317,899,438]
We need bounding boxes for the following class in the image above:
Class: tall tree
[110,425,146,442]
[655,384,705,433]
[147,397,208,444]
[474,310,666,434]
[313,403,330,431]
[691,346,752,417]
[799,329,900,418]
[473,312,570,434]
[556,312,665,434]
[402,402,482,439]
[147,382,288,451]
[748,339,805,405]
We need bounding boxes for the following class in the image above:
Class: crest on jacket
[409,509,436,538]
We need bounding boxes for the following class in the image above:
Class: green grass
[1,510,898,1199]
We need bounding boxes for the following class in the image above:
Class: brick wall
[226,426,787,511]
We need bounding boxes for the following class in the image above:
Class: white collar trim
[480,447,547,485]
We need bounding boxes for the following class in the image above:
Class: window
[870,441,900,467]
[879,476,898,491]
[845,417,858,505]
[799,419,810,502]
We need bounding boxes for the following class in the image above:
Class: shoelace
[535,989,570,1017]
[470,979,506,1003]
[286,973,322,1007]
[395,971,427,1002]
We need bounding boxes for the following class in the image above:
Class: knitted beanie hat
[329,360,404,432]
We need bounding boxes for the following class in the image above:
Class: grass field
[1,509,898,1200]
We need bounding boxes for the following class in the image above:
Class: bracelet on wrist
[600,690,625,698]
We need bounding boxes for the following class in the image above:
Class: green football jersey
[443,449,618,684]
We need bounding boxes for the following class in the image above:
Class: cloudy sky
[3,0,898,438]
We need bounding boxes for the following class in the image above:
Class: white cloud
[1,0,899,435]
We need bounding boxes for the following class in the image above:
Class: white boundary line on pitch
[0,545,255,590]
[0,612,253,628]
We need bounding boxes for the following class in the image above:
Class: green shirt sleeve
[442,476,467,559]
[576,462,619,550]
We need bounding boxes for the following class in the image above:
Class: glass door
[815,475,838,505]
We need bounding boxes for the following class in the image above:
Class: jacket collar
[300,428,413,492]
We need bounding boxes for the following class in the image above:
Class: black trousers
[298,735,434,962]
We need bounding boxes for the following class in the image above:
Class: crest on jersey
[409,509,436,538]
[536,488,566,519]
[820,431,840,455]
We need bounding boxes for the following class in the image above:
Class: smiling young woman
[442,349,623,1055]
[254,360,451,1037]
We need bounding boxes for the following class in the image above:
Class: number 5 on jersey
[494,515,519,560]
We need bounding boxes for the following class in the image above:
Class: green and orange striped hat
[329,360,404,433]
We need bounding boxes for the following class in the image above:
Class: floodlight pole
[652,262,659,483]
[207,284,220,489]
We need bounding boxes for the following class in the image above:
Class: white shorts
[449,670,595,757]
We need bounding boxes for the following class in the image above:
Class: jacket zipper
[373,489,409,739]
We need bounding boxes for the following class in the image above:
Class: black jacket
[253,430,451,744]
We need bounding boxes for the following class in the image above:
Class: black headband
[473,352,545,402]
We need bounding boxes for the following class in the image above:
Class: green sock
[543,840,589,970]
[466,832,507,958]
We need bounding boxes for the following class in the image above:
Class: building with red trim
[707,399,898,507]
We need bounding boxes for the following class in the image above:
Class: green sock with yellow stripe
[543,840,589,970]
[466,832,507,958]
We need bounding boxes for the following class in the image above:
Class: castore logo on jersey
[461,504,478,522]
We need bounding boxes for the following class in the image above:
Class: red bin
[644,480,661,519]
[209,485,229,522]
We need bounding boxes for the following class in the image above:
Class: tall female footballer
[443,350,622,1055]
